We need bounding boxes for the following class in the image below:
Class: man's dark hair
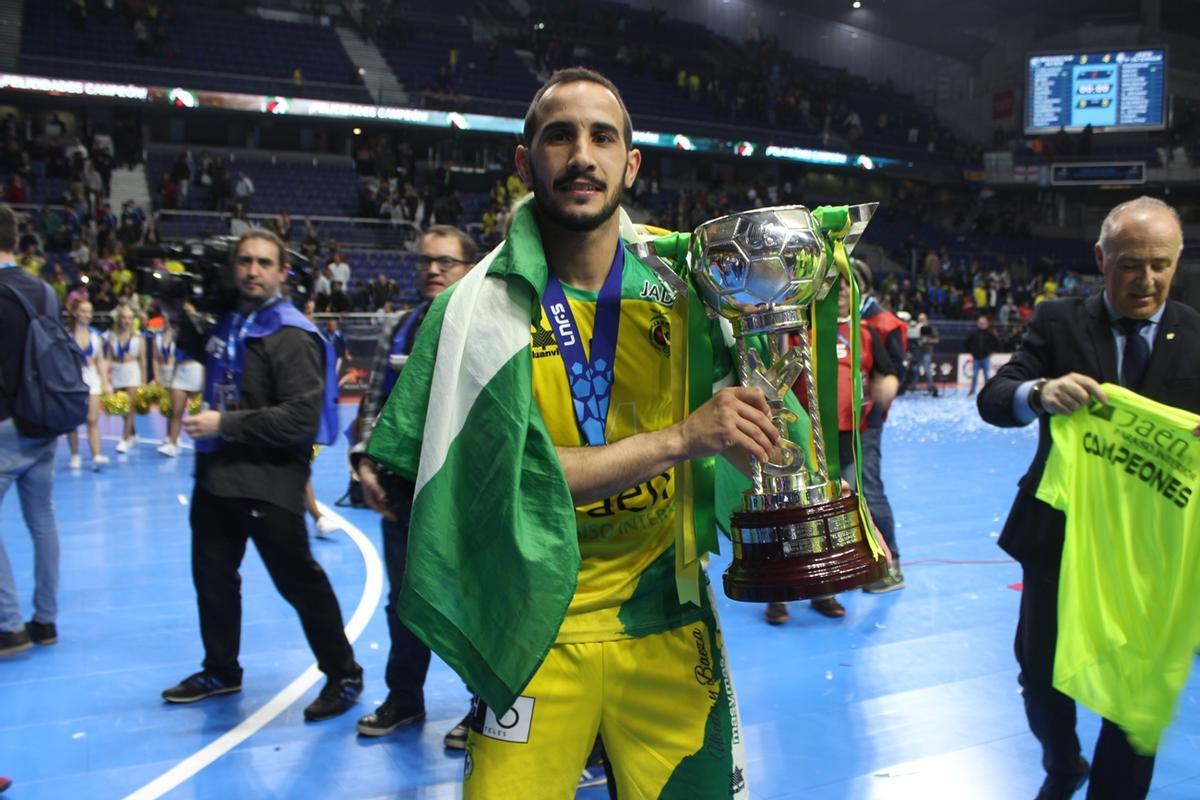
[234,229,288,268]
[523,67,633,149]
[422,224,478,263]
[0,205,17,253]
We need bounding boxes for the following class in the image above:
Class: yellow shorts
[463,604,749,800]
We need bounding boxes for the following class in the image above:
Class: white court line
[122,501,384,800]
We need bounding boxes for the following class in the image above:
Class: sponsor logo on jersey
[639,278,676,306]
[477,695,535,744]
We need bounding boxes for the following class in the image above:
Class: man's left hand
[1194,423,1200,438]
[184,410,222,439]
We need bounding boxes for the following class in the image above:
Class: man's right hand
[356,458,397,521]
[678,386,780,463]
[1040,372,1109,416]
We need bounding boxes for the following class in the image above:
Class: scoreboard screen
[1025,48,1166,134]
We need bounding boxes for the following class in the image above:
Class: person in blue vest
[160,230,363,721]
[348,224,478,745]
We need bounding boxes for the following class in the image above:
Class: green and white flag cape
[367,198,870,713]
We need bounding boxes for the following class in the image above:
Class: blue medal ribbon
[540,244,625,447]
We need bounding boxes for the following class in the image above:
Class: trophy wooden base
[723,493,887,602]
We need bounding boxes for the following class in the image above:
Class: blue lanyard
[225,294,283,380]
[539,244,625,447]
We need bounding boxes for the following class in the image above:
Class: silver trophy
[690,204,886,601]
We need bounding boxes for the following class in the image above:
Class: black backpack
[0,280,89,437]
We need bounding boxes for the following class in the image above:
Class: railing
[153,209,422,249]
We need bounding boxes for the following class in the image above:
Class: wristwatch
[1028,378,1049,416]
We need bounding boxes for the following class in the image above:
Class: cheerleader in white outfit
[66,299,111,470]
[154,326,203,457]
[106,303,146,453]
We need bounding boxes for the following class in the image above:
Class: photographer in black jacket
[161,230,362,721]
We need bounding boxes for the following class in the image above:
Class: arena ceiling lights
[0,71,899,171]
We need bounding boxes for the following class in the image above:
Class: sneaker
[115,438,130,454]
[304,670,364,721]
[68,454,82,470]
[162,670,243,703]
[314,515,342,539]
[443,713,471,749]
[810,596,846,618]
[764,602,790,625]
[0,628,33,656]
[156,441,179,457]
[863,566,906,594]
[578,766,609,789]
[356,699,425,736]
[26,620,57,645]
[92,454,110,470]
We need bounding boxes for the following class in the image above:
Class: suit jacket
[977,293,1200,566]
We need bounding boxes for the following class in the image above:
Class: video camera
[133,236,315,316]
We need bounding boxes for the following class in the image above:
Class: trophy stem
[734,339,765,495]
[791,328,829,484]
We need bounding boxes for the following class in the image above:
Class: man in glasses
[350,225,477,745]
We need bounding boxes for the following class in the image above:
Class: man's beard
[529,161,625,233]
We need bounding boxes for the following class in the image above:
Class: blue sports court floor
[2,392,1198,799]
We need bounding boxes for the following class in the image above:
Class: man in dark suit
[978,196,1200,800]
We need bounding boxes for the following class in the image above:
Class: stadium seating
[19,2,372,103]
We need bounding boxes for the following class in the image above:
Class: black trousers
[190,486,357,680]
[1017,559,1155,799]
[381,512,433,710]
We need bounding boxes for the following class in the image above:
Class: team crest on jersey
[648,314,671,357]
[531,315,559,359]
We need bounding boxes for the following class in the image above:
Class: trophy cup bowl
[691,205,886,602]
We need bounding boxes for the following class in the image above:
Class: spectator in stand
[230,202,254,237]
[120,199,146,240]
[275,211,293,242]
[998,293,1018,328]
[141,219,161,247]
[351,280,370,312]
[234,171,255,211]
[16,222,41,256]
[328,250,351,290]
[329,281,350,313]
[90,279,116,313]
[64,136,88,166]
[368,272,395,310]
[159,172,178,210]
[211,164,232,212]
[5,176,26,205]
[964,314,1000,396]
[16,242,44,278]
[313,266,332,312]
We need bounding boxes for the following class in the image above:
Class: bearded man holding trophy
[365,66,890,799]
